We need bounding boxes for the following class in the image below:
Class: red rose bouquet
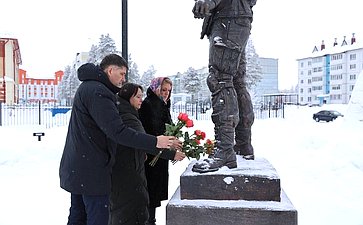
[149,112,214,166]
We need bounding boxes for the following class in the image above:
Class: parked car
[309,103,321,107]
[313,110,344,122]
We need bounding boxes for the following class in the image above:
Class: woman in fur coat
[139,77,176,225]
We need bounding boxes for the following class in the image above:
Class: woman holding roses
[110,83,185,225]
[139,77,179,225]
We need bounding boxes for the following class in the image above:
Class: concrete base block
[166,157,297,225]
[166,187,298,225]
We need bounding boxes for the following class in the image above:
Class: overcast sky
[1,0,362,89]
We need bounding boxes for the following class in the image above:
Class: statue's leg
[192,18,242,173]
[228,18,254,160]
[234,53,255,159]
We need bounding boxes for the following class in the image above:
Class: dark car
[313,110,344,122]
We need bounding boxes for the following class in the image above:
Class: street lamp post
[122,0,128,82]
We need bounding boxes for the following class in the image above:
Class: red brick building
[18,69,64,104]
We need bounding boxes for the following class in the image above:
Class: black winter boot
[146,207,156,225]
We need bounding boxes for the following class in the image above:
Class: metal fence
[171,102,286,120]
[0,102,286,128]
[0,102,71,128]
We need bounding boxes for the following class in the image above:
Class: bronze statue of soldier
[192,0,257,173]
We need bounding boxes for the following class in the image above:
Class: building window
[350,54,356,60]
[350,64,356,70]
[331,64,343,70]
[312,76,323,82]
[350,74,356,80]
[350,85,355,91]
[331,74,343,80]
[300,62,304,68]
[312,57,322,63]
[331,54,343,60]
[331,94,341,100]
[308,79,312,84]
[312,86,322,91]
[331,85,341,90]
[300,88,303,93]
[300,79,304,84]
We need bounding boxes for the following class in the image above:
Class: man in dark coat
[59,54,177,225]
[110,83,185,225]
[139,77,174,225]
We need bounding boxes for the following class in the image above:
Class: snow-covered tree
[139,65,156,91]
[127,54,141,84]
[57,65,80,105]
[87,44,98,64]
[244,38,263,108]
[245,38,262,89]
[87,34,119,65]
[68,65,81,104]
[57,65,71,104]
[183,67,201,102]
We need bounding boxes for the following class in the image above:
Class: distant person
[109,83,185,225]
[192,0,257,173]
[59,54,177,225]
[139,77,177,225]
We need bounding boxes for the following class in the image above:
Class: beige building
[0,37,22,104]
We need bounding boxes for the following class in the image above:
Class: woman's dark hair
[100,54,128,70]
[118,82,143,101]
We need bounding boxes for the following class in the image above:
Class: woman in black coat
[110,83,185,225]
[139,77,176,225]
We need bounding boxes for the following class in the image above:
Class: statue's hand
[192,0,215,19]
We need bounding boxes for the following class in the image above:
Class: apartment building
[0,37,22,104]
[297,33,362,105]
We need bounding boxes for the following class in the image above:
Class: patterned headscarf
[149,77,172,102]
[149,77,166,93]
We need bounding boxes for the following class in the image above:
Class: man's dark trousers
[67,193,109,225]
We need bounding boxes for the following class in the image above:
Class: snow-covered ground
[1,104,363,225]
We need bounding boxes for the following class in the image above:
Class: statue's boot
[234,127,254,160]
[193,126,237,173]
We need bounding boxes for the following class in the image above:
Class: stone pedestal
[166,157,298,225]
